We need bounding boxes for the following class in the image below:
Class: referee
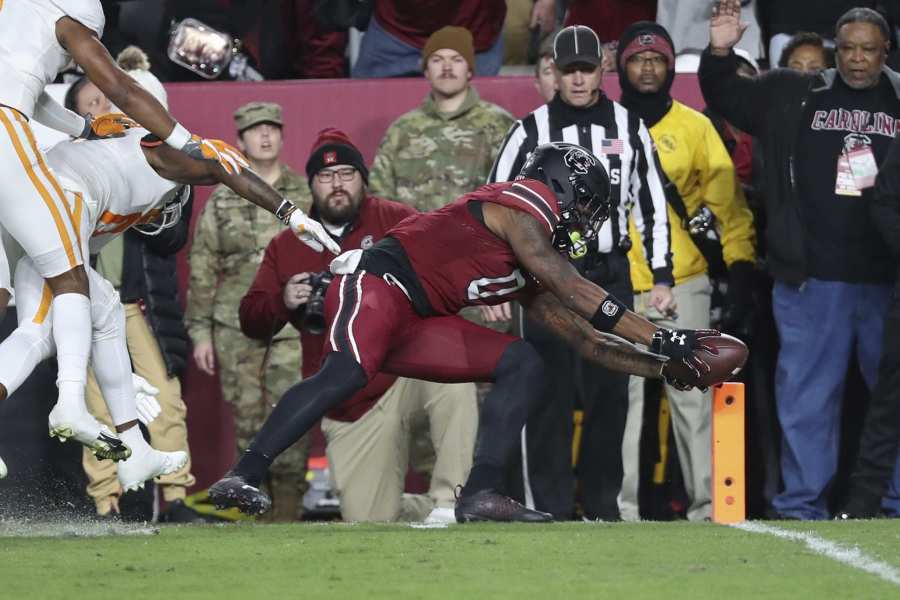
[489,25,673,520]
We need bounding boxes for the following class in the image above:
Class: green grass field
[1,519,898,599]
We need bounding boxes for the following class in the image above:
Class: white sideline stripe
[733,522,900,587]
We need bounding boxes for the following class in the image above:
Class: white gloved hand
[289,210,341,255]
[132,373,162,426]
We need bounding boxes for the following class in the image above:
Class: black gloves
[650,328,720,382]
[722,260,755,338]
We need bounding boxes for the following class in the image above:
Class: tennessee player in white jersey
[0,0,266,460]
[0,122,339,488]
[49,128,185,256]
[0,255,188,490]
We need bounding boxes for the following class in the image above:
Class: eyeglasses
[315,167,357,183]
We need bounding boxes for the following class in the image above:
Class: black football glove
[721,260,755,338]
[662,366,695,391]
[650,328,720,381]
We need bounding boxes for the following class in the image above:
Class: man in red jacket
[238,129,478,522]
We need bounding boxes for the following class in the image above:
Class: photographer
[239,129,478,522]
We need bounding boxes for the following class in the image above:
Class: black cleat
[208,474,272,516]
[455,489,553,523]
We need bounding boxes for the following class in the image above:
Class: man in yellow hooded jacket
[616,22,756,521]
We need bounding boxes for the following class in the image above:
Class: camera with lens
[302,271,334,335]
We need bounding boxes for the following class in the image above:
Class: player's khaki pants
[83,303,195,513]
[619,274,713,522]
[321,378,478,522]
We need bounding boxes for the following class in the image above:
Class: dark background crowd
[0,0,899,524]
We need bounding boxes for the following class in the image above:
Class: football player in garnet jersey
[210,142,723,522]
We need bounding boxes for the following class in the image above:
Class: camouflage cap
[234,101,283,132]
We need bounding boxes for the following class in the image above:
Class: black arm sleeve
[698,47,783,138]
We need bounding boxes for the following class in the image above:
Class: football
[665,333,749,389]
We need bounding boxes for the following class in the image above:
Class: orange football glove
[182,135,249,175]
[87,112,139,139]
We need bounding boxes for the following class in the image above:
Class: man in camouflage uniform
[369,26,514,211]
[186,102,312,521]
[369,26,516,336]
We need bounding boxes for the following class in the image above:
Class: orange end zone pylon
[712,382,746,523]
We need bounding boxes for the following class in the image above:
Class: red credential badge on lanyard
[837,134,878,195]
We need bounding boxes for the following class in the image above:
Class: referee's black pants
[507,251,633,520]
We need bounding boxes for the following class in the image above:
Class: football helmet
[517,142,611,258]
[134,185,191,236]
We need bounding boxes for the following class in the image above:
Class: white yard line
[733,521,900,587]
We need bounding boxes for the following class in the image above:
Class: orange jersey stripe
[95,208,164,236]
[32,284,52,325]
[0,109,78,269]
[13,111,79,268]
[61,191,85,251]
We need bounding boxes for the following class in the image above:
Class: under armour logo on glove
[650,328,720,380]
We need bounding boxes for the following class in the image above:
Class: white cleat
[424,507,457,525]
[118,448,188,492]
[0,455,7,479]
[48,400,131,462]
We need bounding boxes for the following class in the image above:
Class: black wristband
[590,295,627,332]
[275,199,297,225]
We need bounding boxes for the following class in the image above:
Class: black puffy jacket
[118,193,193,377]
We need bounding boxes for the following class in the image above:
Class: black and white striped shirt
[489,94,673,283]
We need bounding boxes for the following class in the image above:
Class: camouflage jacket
[186,165,311,345]
[369,87,514,211]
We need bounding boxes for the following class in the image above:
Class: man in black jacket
[838,131,900,519]
[701,0,900,519]
[82,202,200,521]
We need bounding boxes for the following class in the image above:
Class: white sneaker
[48,400,131,461]
[424,507,457,524]
[0,455,7,479]
[118,447,188,492]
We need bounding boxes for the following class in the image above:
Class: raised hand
[710,0,748,54]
